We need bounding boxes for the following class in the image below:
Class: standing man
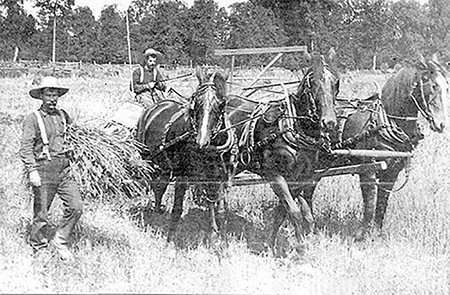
[19,76,83,262]
[131,48,167,108]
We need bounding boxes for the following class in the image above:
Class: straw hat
[29,76,69,99]
[143,48,162,57]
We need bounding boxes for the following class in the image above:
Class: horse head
[383,55,449,134]
[190,66,229,149]
[294,48,339,137]
[415,54,449,132]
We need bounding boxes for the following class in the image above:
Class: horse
[220,49,339,255]
[272,55,449,242]
[135,66,230,245]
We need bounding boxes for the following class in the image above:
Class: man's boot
[51,231,74,262]
[50,208,81,262]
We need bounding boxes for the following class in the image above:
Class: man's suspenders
[139,66,158,83]
[139,65,144,83]
[33,110,66,161]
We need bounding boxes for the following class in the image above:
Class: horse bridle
[293,66,339,126]
[411,74,436,123]
[189,73,226,138]
[294,71,319,123]
[387,72,435,123]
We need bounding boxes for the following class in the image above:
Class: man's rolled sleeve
[19,115,38,173]
[131,70,147,94]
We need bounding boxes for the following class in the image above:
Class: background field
[0,67,449,294]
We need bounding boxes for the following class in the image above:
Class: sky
[25,0,246,18]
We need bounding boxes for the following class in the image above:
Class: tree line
[1,0,449,70]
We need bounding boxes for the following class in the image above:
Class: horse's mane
[381,65,418,113]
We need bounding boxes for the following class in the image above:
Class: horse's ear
[223,69,230,81]
[328,47,337,63]
[195,66,205,83]
[304,50,312,63]
[373,81,381,98]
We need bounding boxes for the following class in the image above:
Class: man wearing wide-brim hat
[19,76,83,262]
[131,48,167,107]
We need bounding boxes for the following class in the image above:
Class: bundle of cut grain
[64,124,154,201]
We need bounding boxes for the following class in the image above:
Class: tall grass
[0,69,449,294]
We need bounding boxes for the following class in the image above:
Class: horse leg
[374,163,404,232]
[301,182,319,232]
[355,171,378,241]
[207,183,228,253]
[269,181,318,256]
[288,182,316,235]
[267,174,313,256]
[148,174,170,214]
[269,202,287,256]
[167,179,187,243]
[305,173,321,205]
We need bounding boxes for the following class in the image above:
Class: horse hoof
[372,226,383,239]
[354,227,365,242]
[295,244,307,257]
[212,241,229,263]
[166,233,176,246]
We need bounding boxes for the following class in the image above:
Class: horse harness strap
[159,109,191,151]
[386,114,418,121]
[383,78,431,123]
[238,103,271,148]
[34,110,67,161]
[409,91,431,121]
[380,157,412,194]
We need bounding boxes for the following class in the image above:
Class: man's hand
[146,82,156,89]
[29,170,41,187]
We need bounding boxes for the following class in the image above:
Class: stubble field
[0,67,449,294]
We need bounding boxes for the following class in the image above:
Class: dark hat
[29,76,69,99]
[143,48,162,57]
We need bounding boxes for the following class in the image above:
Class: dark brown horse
[274,55,449,241]
[220,50,339,255]
[135,66,229,244]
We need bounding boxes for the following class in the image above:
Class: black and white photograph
[0,0,449,293]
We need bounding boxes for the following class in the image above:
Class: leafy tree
[0,0,37,60]
[252,0,310,47]
[95,5,127,63]
[226,2,287,67]
[426,0,450,59]
[357,0,397,68]
[33,0,75,61]
[186,0,228,65]
[2,0,448,69]
[136,1,189,65]
[388,0,427,64]
[250,0,345,68]
[128,0,157,22]
[34,0,74,26]
[64,6,99,61]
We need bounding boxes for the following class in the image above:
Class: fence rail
[0,61,132,78]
